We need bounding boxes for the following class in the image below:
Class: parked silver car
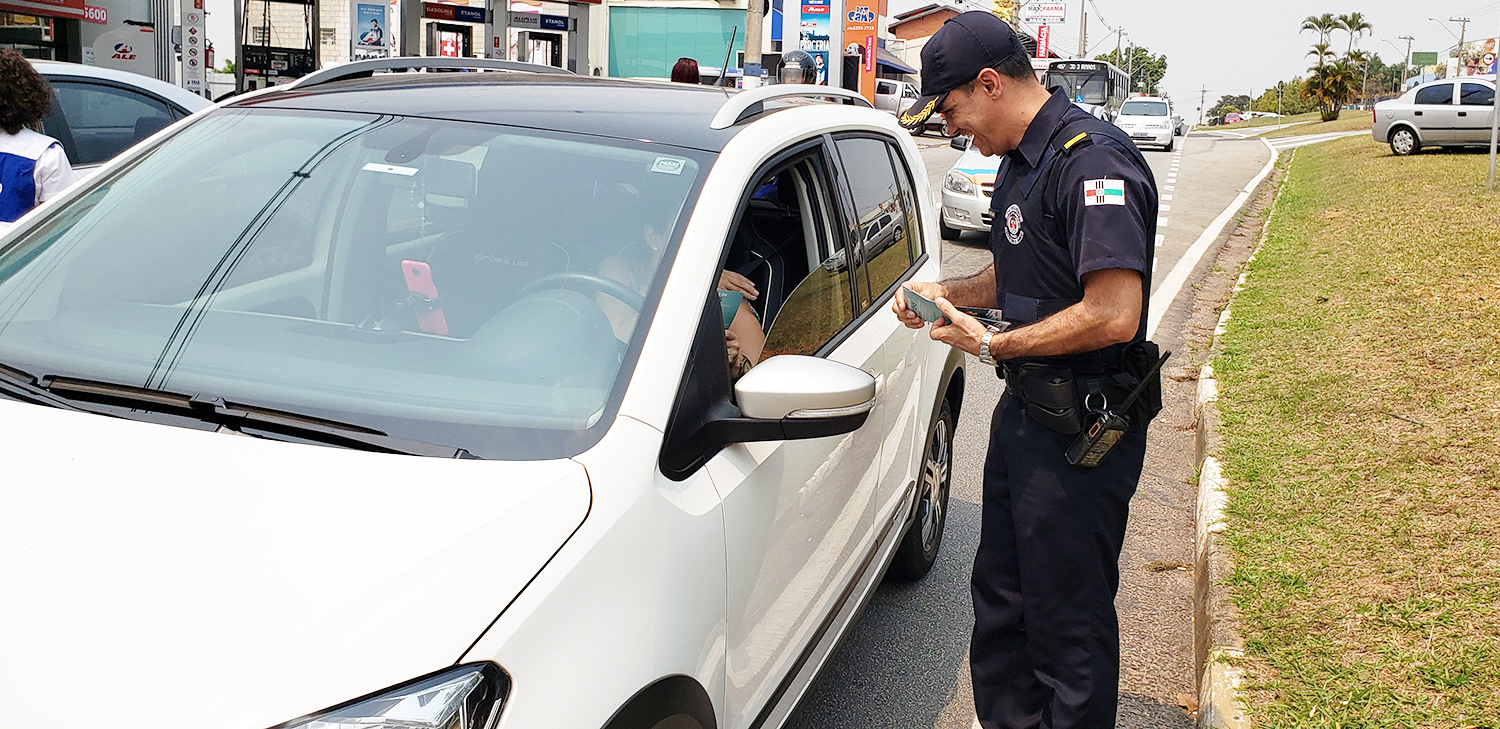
[1373,76,1496,156]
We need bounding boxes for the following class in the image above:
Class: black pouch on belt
[1011,364,1083,434]
[1118,340,1164,426]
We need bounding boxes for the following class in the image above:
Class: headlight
[944,171,976,195]
[275,664,509,729]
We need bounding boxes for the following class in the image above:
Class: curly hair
[0,49,53,135]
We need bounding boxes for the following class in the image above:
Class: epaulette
[1061,131,1093,153]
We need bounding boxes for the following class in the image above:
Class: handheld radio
[1065,351,1171,468]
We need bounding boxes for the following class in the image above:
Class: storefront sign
[82,4,105,23]
[0,0,86,19]
[799,0,830,85]
[843,2,875,102]
[423,3,485,23]
[1034,24,1049,58]
[180,0,206,92]
[1021,1,1065,24]
[539,13,566,30]
[507,11,565,31]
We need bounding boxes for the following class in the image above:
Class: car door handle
[1414,111,1423,116]
[1459,111,1468,117]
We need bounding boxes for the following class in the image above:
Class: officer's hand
[929,296,988,356]
[893,281,949,330]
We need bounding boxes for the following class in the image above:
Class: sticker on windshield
[362,162,419,176]
[651,156,686,175]
[1083,179,1125,206]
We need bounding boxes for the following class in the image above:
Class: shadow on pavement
[1118,692,1193,728]
[784,498,981,729]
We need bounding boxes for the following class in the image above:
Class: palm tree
[1302,13,1345,65]
[1304,58,1361,121]
[1338,12,1372,55]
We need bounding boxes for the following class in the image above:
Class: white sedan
[0,60,963,729]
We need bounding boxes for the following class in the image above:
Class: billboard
[1455,37,1498,77]
[352,0,390,59]
[844,2,875,102]
[1021,1,1065,24]
[799,0,830,85]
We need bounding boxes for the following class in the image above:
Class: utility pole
[1452,17,1470,75]
[1400,35,1414,92]
[1077,0,1085,57]
[1489,12,1500,190]
[744,0,764,89]
[1199,84,1205,126]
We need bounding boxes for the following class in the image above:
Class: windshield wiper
[16,373,474,458]
[0,361,88,412]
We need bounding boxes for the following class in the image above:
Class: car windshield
[1120,100,1169,116]
[0,108,708,459]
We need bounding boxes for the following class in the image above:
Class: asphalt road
[782,130,1275,729]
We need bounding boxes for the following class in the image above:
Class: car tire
[1164,135,1175,152]
[1390,127,1419,156]
[887,399,954,581]
[939,219,961,240]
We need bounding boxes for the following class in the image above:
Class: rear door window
[1415,83,1454,105]
[832,135,920,310]
[1460,82,1494,106]
[48,80,173,165]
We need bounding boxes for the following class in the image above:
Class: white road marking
[1157,216,1169,227]
[1164,185,1175,191]
[1155,233,1165,247]
[1148,137,1278,339]
[1162,194,1173,201]
[1160,204,1171,212]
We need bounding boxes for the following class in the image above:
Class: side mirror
[736,355,875,422]
[950,135,970,150]
[659,355,875,480]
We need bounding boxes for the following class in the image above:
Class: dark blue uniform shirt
[989,90,1157,348]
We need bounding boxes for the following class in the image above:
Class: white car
[0,60,964,729]
[940,139,999,239]
[31,60,212,169]
[1115,96,1175,151]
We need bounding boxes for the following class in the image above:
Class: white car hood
[0,399,591,729]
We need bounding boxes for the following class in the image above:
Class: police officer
[893,12,1158,729]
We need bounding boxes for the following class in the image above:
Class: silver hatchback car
[1373,76,1497,156]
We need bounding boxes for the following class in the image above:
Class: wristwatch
[978,327,1000,366]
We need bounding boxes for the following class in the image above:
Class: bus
[1042,60,1130,119]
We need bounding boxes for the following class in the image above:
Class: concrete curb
[1193,153,1286,728]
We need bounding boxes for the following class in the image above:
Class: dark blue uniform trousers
[971,392,1146,729]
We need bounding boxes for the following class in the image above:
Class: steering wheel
[521,272,646,311]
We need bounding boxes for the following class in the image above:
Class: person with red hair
[670,57,700,84]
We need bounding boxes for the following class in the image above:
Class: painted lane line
[1157,216,1169,227]
[1147,137,1277,339]
[1165,185,1175,191]
[1160,204,1171,212]
[1155,233,1165,247]
[1162,194,1173,201]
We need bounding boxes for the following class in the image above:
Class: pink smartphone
[401,260,449,335]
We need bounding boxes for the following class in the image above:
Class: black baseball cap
[898,11,1025,130]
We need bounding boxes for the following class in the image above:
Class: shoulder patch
[1082,179,1125,206]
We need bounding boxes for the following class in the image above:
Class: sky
[204,0,1500,111]
[888,0,1500,120]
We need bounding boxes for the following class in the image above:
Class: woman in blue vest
[0,48,78,225]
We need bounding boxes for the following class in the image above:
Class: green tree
[1093,45,1168,96]
[1303,58,1360,120]
[1252,79,1317,115]
[217,58,236,74]
[1208,94,1252,121]
[1337,11,1372,55]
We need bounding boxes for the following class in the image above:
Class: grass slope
[1214,136,1500,728]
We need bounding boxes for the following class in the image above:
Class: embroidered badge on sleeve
[1083,179,1125,206]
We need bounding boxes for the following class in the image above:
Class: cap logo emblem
[900,98,935,126]
[1004,204,1024,245]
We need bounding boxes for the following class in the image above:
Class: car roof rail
[709,85,873,130]
[287,56,572,90]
